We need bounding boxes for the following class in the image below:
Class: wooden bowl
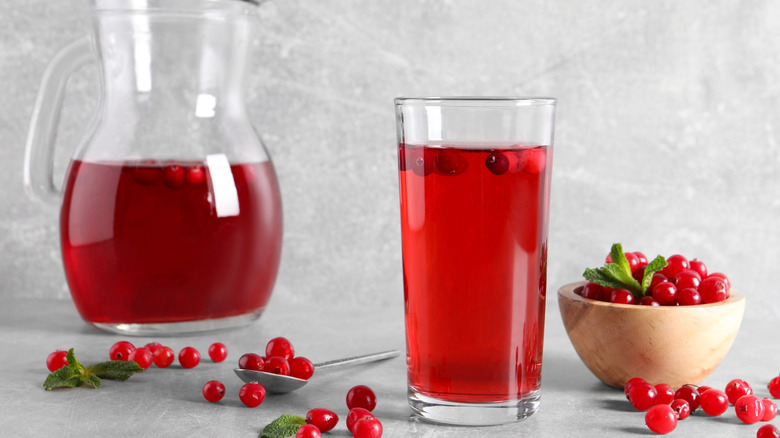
[558,281,745,389]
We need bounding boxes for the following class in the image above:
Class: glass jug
[23,0,282,335]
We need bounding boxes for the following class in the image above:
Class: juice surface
[398,144,551,403]
[60,159,282,324]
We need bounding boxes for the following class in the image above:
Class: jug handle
[23,35,96,205]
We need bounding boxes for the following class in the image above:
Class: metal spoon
[234,350,400,394]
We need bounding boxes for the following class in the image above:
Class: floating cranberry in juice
[60,159,282,329]
[398,144,552,403]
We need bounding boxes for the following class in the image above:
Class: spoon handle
[313,350,401,370]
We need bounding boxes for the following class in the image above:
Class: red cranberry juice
[398,144,552,403]
[60,159,282,324]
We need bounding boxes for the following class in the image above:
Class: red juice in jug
[398,144,551,403]
[60,159,282,325]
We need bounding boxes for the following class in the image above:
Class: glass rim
[394,96,556,108]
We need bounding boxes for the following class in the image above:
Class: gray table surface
[1,294,777,438]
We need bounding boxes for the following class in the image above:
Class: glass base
[89,310,263,335]
[408,388,540,426]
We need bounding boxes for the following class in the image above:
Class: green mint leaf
[609,243,632,277]
[641,255,668,294]
[601,263,642,294]
[66,348,85,375]
[259,414,306,438]
[86,360,143,381]
[583,268,628,290]
[43,366,82,391]
[85,374,102,389]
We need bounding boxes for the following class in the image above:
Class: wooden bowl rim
[558,281,745,309]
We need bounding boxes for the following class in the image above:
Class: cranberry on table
[645,404,677,434]
[346,408,374,433]
[725,378,753,404]
[109,341,136,361]
[697,385,712,394]
[144,342,163,354]
[294,424,321,438]
[700,388,729,416]
[628,382,658,411]
[238,353,265,371]
[265,356,290,375]
[153,346,175,368]
[265,337,295,361]
[654,384,675,405]
[202,380,225,403]
[674,385,701,412]
[625,377,647,398]
[763,398,779,421]
[46,350,68,372]
[352,416,383,438]
[178,346,201,369]
[290,356,315,380]
[347,385,378,411]
[758,424,780,438]
[670,399,691,420]
[305,408,339,433]
[769,376,780,398]
[208,342,228,363]
[128,347,154,369]
[239,382,266,408]
[735,395,765,424]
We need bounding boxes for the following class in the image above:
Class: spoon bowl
[234,350,400,394]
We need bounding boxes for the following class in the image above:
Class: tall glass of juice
[395,97,556,425]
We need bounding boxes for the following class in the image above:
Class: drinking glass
[395,97,556,425]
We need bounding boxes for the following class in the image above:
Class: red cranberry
[580,282,607,301]
[435,149,468,175]
[346,408,374,433]
[265,337,295,361]
[674,385,701,412]
[758,424,780,438]
[305,408,339,433]
[144,342,163,354]
[352,416,383,438]
[689,258,708,279]
[238,353,264,371]
[677,288,702,306]
[408,147,436,177]
[634,252,649,265]
[610,288,635,305]
[655,384,675,405]
[178,346,201,369]
[700,389,729,416]
[670,399,691,420]
[639,296,660,306]
[700,277,729,303]
[294,424,321,438]
[202,380,225,403]
[347,385,377,411]
[726,379,753,405]
[645,404,677,434]
[651,281,677,306]
[163,164,185,188]
[519,147,546,174]
[762,398,778,421]
[208,342,228,363]
[661,254,689,278]
[734,394,765,424]
[109,341,136,361]
[769,376,780,398]
[625,377,647,399]
[673,269,701,290]
[46,350,69,372]
[290,356,314,380]
[265,356,290,375]
[153,346,175,368]
[624,252,640,273]
[629,382,658,411]
[128,347,153,370]
[707,272,731,292]
[239,382,266,408]
[649,273,668,290]
[186,165,206,184]
[485,151,510,175]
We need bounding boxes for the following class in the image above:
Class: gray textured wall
[2,0,780,322]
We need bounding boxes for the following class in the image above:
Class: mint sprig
[43,348,143,391]
[259,414,306,438]
[583,243,667,297]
